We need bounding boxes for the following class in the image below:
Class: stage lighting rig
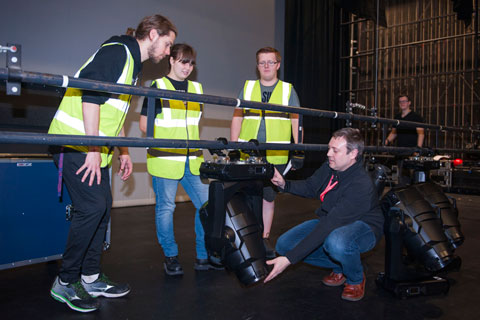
[199,139,274,286]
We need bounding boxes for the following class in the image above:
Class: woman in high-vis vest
[139,44,221,277]
[48,15,177,313]
[231,47,302,258]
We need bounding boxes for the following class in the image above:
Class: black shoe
[164,256,184,276]
[194,258,225,271]
[263,238,277,259]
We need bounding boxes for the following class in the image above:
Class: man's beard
[148,43,163,64]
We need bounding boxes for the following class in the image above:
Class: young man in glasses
[385,94,424,149]
[230,47,301,258]
[385,94,425,185]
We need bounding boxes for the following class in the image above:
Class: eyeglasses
[399,100,409,103]
[257,61,278,67]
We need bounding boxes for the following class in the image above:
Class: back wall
[0,0,285,206]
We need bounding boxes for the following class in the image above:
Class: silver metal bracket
[3,43,22,95]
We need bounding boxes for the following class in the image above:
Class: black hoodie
[282,160,384,264]
[79,35,142,105]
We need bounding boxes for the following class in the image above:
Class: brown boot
[341,274,366,301]
[322,272,346,286]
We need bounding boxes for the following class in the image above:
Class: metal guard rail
[1,131,479,155]
[1,67,479,135]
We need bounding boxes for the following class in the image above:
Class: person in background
[385,94,424,149]
[385,94,425,185]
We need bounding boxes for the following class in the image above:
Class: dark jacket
[80,35,142,105]
[283,160,384,264]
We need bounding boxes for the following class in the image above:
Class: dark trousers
[53,149,112,283]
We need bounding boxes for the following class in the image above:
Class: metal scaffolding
[342,0,480,155]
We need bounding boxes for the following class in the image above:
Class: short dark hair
[332,128,364,160]
[256,47,282,64]
[128,14,177,40]
[398,94,411,102]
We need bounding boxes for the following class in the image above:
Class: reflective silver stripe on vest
[244,80,255,100]
[153,78,202,128]
[54,110,107,136]
[157,79,167,89]
[265,118,290,122]
[161,107,172,120]
[113,43,131,84]
[154,118,194,128]
[155,78,172,101]
[282,81,289,105]
[244,80,289,105]
[105,97,129,113]
[186,117,201,126]
[192,81,201,94]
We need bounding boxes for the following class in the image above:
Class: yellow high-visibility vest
[238,80,292,164]
[48,42,136,167]
[146,77,204,179]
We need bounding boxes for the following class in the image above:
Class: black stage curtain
[284,0,349,177]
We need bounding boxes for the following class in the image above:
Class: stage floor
[1,192,479,320]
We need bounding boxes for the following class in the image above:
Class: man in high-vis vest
[230,47,301,258]
[139,44,221,277]
[48,15,177,313]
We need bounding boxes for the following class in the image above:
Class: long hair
[127,14,177,40]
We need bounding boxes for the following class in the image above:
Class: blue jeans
[276,220,377,284]
[152,160,209,259]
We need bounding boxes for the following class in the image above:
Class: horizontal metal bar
[341,33,477,59]
[355,69,480,82]
[1,68,479,135]
[0,68,239,107]
[341,12,458,28]
[339,87,375,93]
[0,131,322,151]
[340,18,368,26]
[1,131,478,155]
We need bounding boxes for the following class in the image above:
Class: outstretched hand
[264,256,291,283]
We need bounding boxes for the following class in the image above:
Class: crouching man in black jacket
[264,128,384,302]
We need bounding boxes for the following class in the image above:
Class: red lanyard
[320,174,338,202]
